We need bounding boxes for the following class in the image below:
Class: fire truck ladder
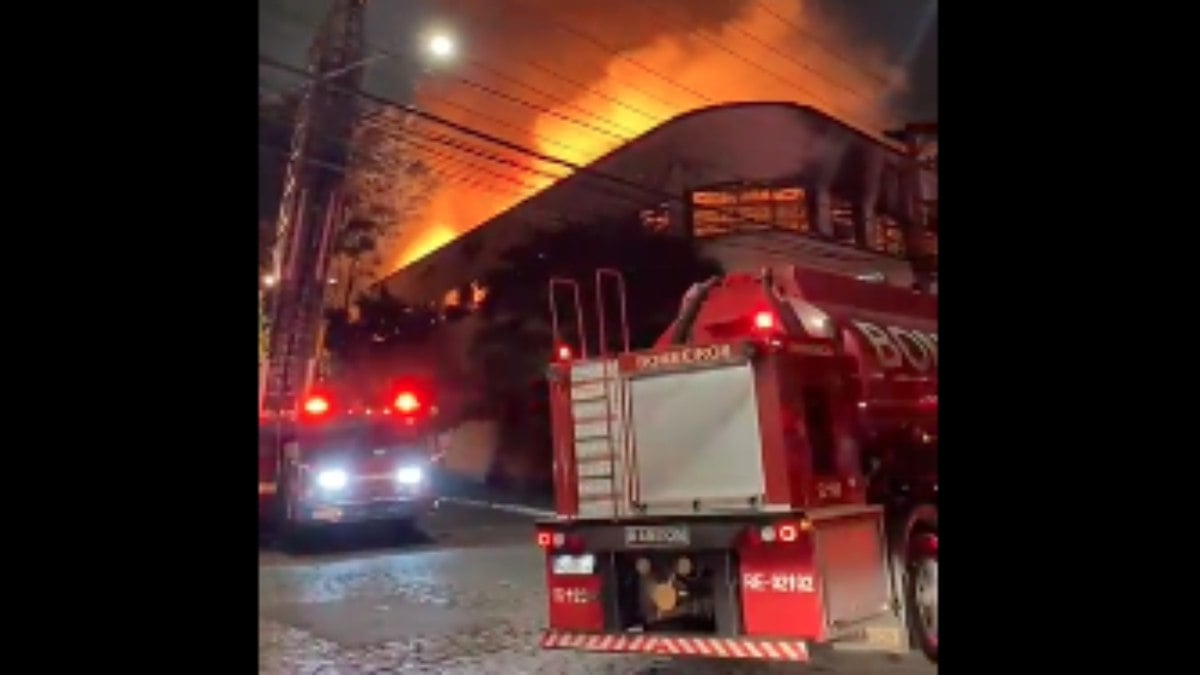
[549,269,634,518]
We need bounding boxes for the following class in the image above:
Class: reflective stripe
[539,631,808,661]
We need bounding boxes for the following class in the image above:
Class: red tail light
[753,311,776,331]
[536,530,582,551]
[556,344,573,361]
[743,520,810,546]
[302,395,330,416]
[394,391,421,414]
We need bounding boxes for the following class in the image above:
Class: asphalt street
[259,500,935,674]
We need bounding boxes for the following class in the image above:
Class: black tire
[904,531,938,663]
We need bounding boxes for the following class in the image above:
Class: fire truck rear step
[826,614,908,654]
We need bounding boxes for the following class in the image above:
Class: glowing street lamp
[427,33,456,60]
[317,29,458,82]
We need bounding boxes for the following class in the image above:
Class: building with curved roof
[378,102,937,305]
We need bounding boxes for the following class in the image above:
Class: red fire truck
[259,376,441,545]
[536,266,937,664]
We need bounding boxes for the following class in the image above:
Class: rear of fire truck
[262,376,441,544]
[536,267,937,664]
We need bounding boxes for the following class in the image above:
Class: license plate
[552,554,596,575]
[312,507,343,522]
[625,525,690,547]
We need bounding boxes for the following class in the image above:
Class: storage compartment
[627,362,766,514]
[812,508,891,629]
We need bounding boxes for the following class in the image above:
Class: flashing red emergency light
[753,311,776,331]
[556,344,573,361]
[303,395,330,416]
[394,391,421,414]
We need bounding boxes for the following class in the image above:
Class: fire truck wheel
[905,531,938,663]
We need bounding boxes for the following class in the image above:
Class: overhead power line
[752,1,890,86]
[262,3,639,144]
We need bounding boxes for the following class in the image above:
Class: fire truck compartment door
[628,362,766,514]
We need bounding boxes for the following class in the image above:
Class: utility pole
[262,0,368,416]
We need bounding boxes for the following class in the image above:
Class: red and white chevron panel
[540,630,808,661]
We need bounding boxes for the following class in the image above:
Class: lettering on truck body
[850,320,938,373]
[634,343,735,372]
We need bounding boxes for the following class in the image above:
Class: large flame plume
[382,0,908,273]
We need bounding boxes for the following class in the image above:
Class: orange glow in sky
[382,0,903,274]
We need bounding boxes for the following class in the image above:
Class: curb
[439,496,555,519]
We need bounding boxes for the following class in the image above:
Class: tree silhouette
[336,105,438,303]
[258,96,437,300]
[323,289,439,370]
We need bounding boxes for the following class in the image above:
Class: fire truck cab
[259,376,441,546]
[537,266,937,664]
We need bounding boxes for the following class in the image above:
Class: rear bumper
[540,630,808,662]
[298,497,432,525]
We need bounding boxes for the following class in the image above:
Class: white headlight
[316,469,348,490]
[396,466,424,485]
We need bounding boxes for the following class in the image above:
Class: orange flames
[387,0,906,272]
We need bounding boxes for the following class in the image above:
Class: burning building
[376,101,938,305]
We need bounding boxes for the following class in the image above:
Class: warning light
[753,311,776,330]
[303,395,330,416]
[556,344,573,361]
[394,391,421,414]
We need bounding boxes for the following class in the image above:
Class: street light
[320,29,458,82]
[427,33,455,60]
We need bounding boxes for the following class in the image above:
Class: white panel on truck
[627,362,766,514]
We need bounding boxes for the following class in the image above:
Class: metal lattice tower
[263,0,368,415]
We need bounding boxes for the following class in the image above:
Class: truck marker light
[754,311,775,330]
[537,531,553,548]
[778,524,799,542]
[556,344,573,361]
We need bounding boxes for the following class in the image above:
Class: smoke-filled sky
[260,0,937,276]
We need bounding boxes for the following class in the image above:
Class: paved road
[260,501,935,674]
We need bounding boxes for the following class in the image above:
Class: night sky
[260,0,936,119]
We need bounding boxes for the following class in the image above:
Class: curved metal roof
[379,102,907,302]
